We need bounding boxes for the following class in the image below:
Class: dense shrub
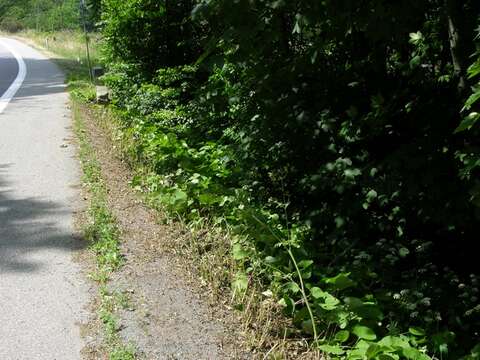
[0,18,23,32]
[102,0,201,74]
[100,1,480,358]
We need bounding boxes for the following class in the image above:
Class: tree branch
[446,0,468,95]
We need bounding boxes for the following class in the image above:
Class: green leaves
[324,273,356,291]
[269,0,286,9]
[318,344,345,355]
[409,31,424,45]
[173,188,187,202]
[352,325,377,341]
[343,335,432,360]
[398,247,410,258]
[232,243,249,260]
[310,287,340,310]
[310,287,324,299]
[462,89,480,111]
[334,330,350,343]
[408,327,425,337]
[232,273,248,294]
[99,0,480,358]
[344,297,383,321]
[455,112,480,133]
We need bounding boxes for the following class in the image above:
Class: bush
[101,1,480,358]
[0,18,24,32]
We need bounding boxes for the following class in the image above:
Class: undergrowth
[84,102,316,358]
[102,67,448,359]
[96,2,480,359]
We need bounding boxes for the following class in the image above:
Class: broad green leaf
[379,335,410,349]
[454,112,480,133]
[463,89,480,110]
[270,0,286,9]
[318,344,345,355]
[334,330,350,343]
[313,291,340,310]
[357,304,384,321]
[344,168,362,179]
[301,319,314,335]
[366,189,378,202]
[297,259,314,268]
[285,281,300,294]
[198,193,219,205]
[172,189,187,202]
[331,309,350,329]
[402,347,431,360]
[278,295,295,314]
[232,244,248,260]
[310,287,323,299]
[399,247,410,257]
[468,344,480,358]
[352,325,377,341]
[264,256,277,263]
[378,355,400,360]
[348,341,370,359]
[324,273,356,290]
[232,273,248,293]
[409,31,423,44]
[344,297,364,309]
[366,344,386,358]
[409,55,422,68]
[292,21,301,34]
[408,327,426,336]
[344,297,383,320]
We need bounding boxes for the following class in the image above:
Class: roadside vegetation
[61,37,138,359]
[2,0,480,359]
[18,30,100,80]
[73,98,135,359]
[97,2,480,358]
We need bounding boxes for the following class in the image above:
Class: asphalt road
[0,38,88,359]
[0,43,18,98]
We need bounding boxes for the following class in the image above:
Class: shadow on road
[1,56,91,104]
[0,163,86,273]
[10,57,67,102]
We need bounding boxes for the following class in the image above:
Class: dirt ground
[76,104,251,359]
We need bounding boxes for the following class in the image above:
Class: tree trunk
[446,0,467,96]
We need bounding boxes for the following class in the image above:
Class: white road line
[0,38,27,114]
